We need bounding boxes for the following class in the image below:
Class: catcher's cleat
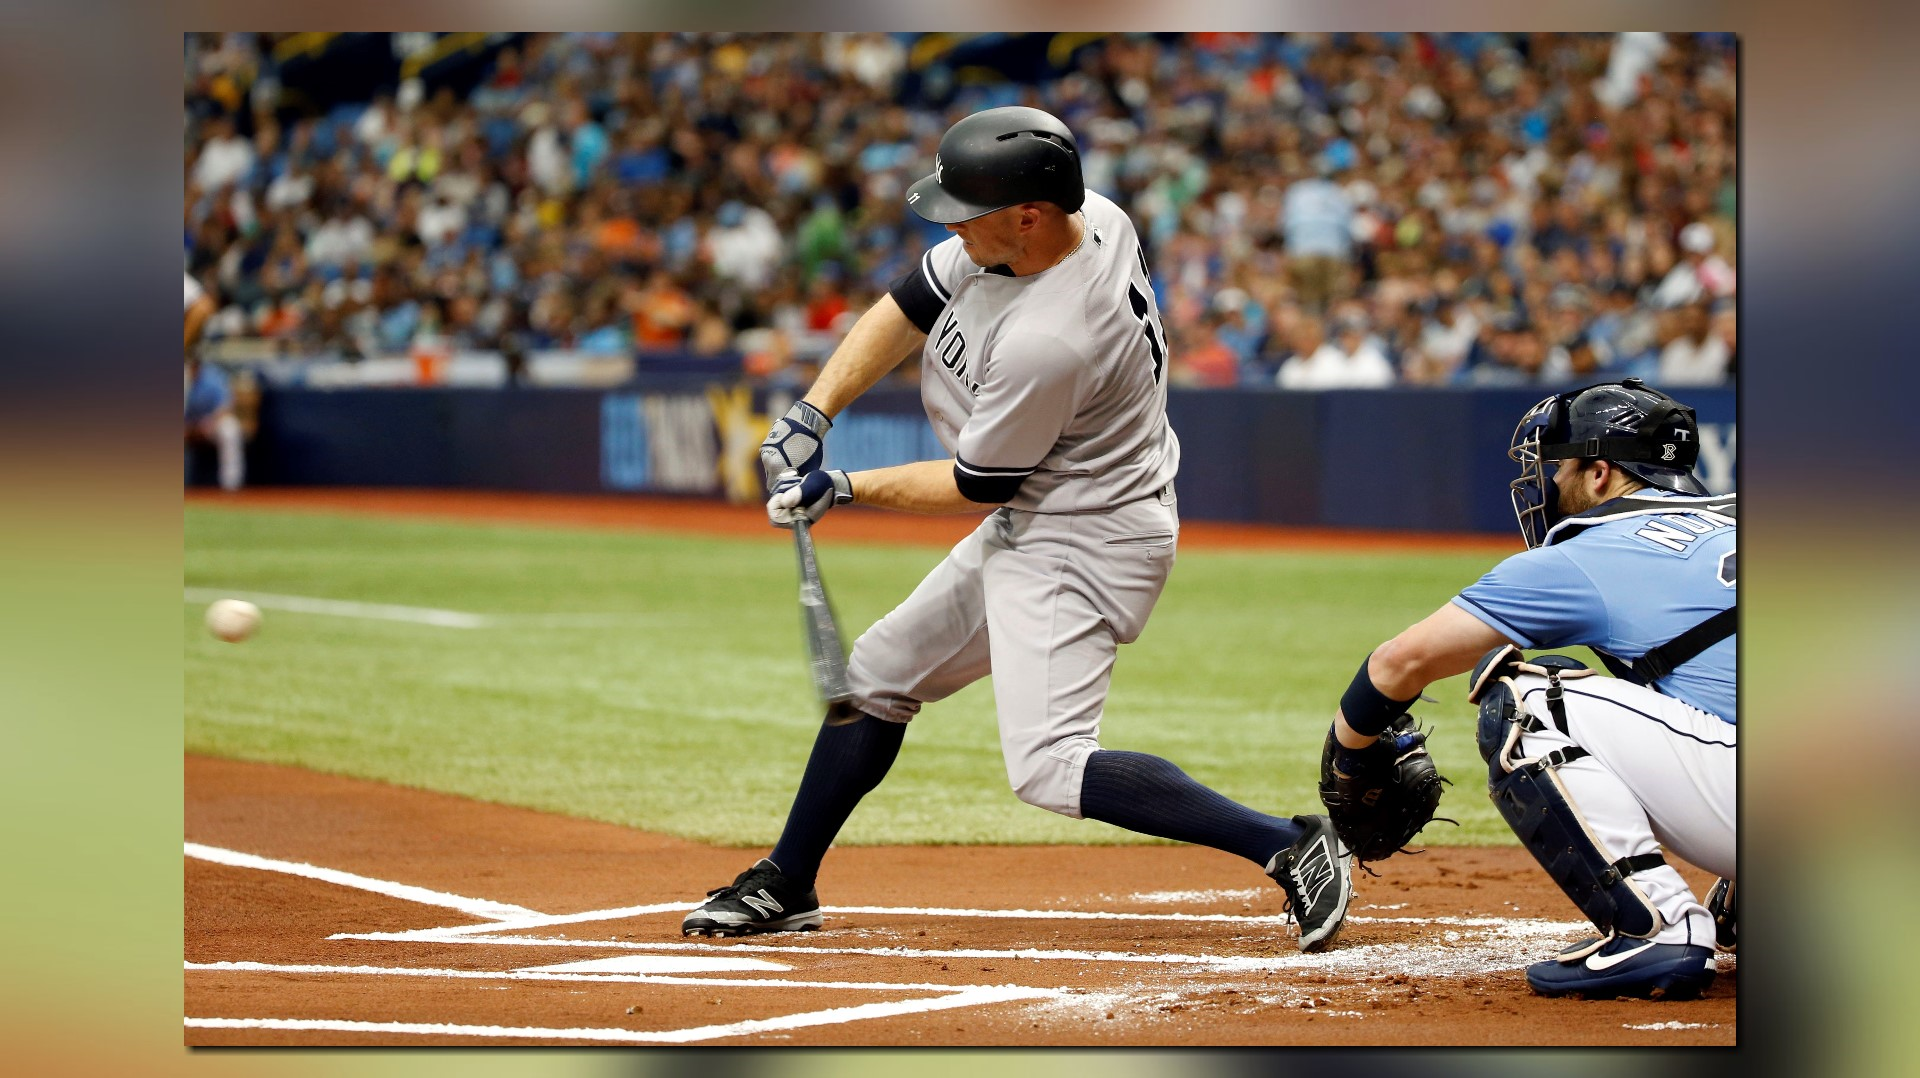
[1705,878,1736,953]
[681,859,823,938]
[1267,814,1353,953]
[1525,935,1717,1000]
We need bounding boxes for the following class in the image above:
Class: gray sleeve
[953,331,1087,502]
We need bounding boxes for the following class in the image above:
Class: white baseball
[205,599,262,643]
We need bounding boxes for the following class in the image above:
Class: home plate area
[183,757,1734,1046]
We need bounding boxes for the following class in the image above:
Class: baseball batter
[684,107,1353,952]
[1325,378,1734,999]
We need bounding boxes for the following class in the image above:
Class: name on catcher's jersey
[1452,489,1736,723]
[890,191,1180,513]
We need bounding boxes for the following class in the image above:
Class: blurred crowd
[185,32,1737,389]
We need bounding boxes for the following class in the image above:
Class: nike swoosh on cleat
[1586,941,1659,971]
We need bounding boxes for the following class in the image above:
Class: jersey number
[1127,280,1166,384]
[1717,548,1736,588]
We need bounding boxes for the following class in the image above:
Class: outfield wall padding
[244,382,1735,534]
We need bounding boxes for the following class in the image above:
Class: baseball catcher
[1322,379,1734,1000]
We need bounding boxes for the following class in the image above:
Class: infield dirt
[186,754,1733,1046]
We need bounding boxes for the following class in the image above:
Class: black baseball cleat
[682,859,823,938]
[1267,814,1353,953]
[1705,878,1736,953]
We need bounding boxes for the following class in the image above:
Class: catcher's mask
[1509,377,1710,548]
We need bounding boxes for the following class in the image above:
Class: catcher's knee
[1469,648,1664,940]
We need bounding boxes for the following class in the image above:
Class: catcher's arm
[1335,603,1512,750]
[1321,603,1511,864]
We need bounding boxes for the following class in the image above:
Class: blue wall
[250,383,1735,534]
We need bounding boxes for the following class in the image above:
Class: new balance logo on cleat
[739,890,784,918]
[681,859,823,938]
[1267,814,1353,954]
[1294,854,1337,910]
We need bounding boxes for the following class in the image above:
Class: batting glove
[760,401,832,489]
[768,468,853,528]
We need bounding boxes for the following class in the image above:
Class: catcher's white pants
[844,487,1178,818]
[1510,672,1736,947]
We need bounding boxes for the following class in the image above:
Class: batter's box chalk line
[186,841,1597,1041]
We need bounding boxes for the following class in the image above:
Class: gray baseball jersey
[902,190,1180,514]
[847,191,1184,819]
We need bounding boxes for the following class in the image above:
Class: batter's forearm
[849,459,989,515]
[801,295,927,418]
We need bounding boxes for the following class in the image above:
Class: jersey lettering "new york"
[888,191,1180,514]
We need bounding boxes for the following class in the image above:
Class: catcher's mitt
[1318,712,1449,864]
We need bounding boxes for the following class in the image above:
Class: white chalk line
[186,984,1058,1044]
[342,901,1561,943]
[1128,888,1266,904]
[325,926,1585,975]
[185,843,537,921]
[330,930,1300,969]
[184,588,663,630]
[417,903,689,938]
[186,961,975,994]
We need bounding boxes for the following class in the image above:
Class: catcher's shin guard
[1472,648,1665,940]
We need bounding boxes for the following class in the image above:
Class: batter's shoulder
[985,327,1093,385]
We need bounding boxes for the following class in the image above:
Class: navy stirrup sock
[768,712,905,888]
[1079,749,1303,867]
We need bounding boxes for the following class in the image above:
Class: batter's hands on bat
[768,468,853,528]
[760,401,833,488]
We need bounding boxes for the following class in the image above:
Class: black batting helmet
[1509,378,1710,547]
[905,106,1085,224]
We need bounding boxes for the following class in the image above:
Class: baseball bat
[792,518,853,705]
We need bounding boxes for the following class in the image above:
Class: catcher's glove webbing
[1318,712,1450,865]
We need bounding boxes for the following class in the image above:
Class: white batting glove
[767,468,853,528]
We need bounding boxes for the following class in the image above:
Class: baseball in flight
[205,598,262,643]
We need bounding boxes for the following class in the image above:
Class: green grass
[186,506,1526,846]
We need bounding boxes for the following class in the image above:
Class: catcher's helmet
[905,106,1085,224]
[1509,378,1710,548]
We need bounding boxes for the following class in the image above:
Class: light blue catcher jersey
[1453,490,1736,723]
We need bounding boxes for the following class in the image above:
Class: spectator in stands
[1657,300,1732,386]
[191,113,255,193]
[1282,157,1355,313]
[1404,296,1481,385]
[1463,317,1547,387]
[1651,221,1736,310]
[1171,314,1241,388]
[628,270,698,348]
[1276,312,1394,390]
